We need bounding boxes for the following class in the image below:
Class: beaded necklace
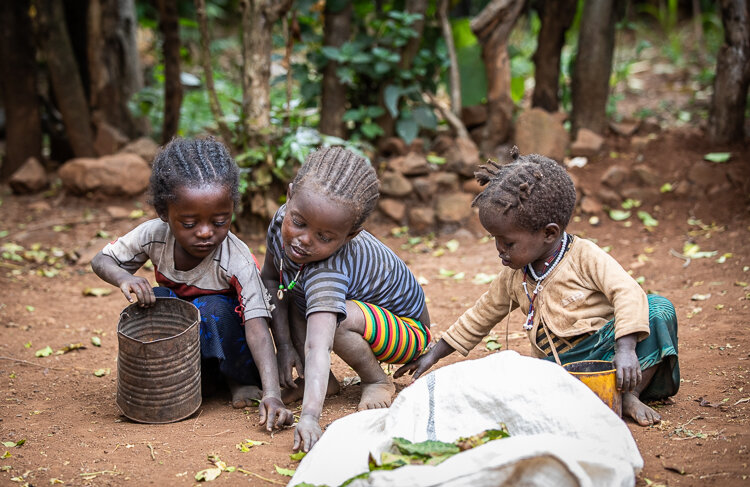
[521,232,568,330]
[277,249,304,300]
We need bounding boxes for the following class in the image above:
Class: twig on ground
[146,442,156,461]
[669,248,691,267]
[236,467,285,485]
[0,355,66,370]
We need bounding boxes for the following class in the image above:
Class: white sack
[289,351,642,487]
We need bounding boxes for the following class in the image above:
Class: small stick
[191,409,203,432]
[236,468,285,485]
[195,429,232,437]
[146,443,156,461]
[78,469,120,477]
[669,248,691,268]
[0,356,66,371]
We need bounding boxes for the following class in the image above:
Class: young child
[395,148,679,427]
[91,137,293,431]
[261,146,431,452]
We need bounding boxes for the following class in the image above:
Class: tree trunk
[157,0,182,144]
[33,0,95,158]
[570,0,617,137]
[471,0,524,152]
[319,1,352,138]
[0,0,42,180]
[400,0,429,71]
[532,0,577,113]
[708,0,750,145]
[240,0,293,144]
[439,0,462,116]
[87,0,143,139]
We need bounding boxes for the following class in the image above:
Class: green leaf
[93,368,110,377]
[608,210,631,221]
[412,106,437,130]
[621,199,641,209]
[510,76,525,103]
[395,117,418,145]
[361,122,385,139]
[91,336,101,347]
[274,465,295,477]
[660,182,673,193]
[392,438,460,457]
[1,451,10,459]
[236,439,266,452]
[1,442,15,448]
[384,85,402,118]
[25,305,35,312]
[485,341,502,351]
[35,346,53,358]
[472,273,495,285]
[290,451,306,461]
[637,211,659,227]
[445,240,459,253]
[195,467,222,481]
[704,152,730,163]
[426,154,446,165]
[438,268,456,278]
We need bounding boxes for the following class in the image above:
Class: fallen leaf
[621,199,641,209]
[445,240,459,252]
[290,451,306,461]
[93,368,111,377]
[195,467,222,482]
[485,341,502,351]
[129,209,145,219]
[274,465,295,477]
[608,209,631,221]
[25,305,34,313]
[686,307,702,319]
[703,152,731,163]
[637,211,658,227]
[56,343,85,355]
[50,479,64,484]
[417,276,429,286]
[83,287,112,297]
[452,272,465,280]
[1,451,10,459]
[472,273,495,285]
[236,439,266,452]
[691,294,711,301]
[35,346,53,358]
[438,268,456,278]
[660,183,673,193]
[735,281,748,288]
[716,253,732,263]
[91,336,102,347]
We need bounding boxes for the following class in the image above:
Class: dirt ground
[0,130,749,486]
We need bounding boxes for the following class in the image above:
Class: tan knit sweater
[442,236,650,357]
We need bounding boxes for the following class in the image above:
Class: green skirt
[543,294,679,401]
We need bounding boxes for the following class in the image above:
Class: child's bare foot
[281,374,340,405]
[228,382,262,409]
[623,391,661,426]
[357,378,395,411]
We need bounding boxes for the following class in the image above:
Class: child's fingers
[120,284,136,303]
[258,402,268,426]
[615,368,624,391]
[393,363,414,379]
[292,430,302,452]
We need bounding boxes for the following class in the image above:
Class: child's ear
[158,211,168,222]
[286,183,293,201]
[543,223,561,243]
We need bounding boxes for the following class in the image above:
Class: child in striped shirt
[262,146,431,452]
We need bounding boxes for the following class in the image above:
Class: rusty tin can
[116,297,201,423]
[563,360,622,417]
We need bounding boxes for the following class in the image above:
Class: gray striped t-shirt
[266,205,425,321]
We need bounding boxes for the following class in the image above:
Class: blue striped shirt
[266,205,425,321]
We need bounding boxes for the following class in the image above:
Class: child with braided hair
[91,137,293,431]
[395,147,680,427]
[262,146,431,452]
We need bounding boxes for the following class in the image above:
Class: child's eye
[182,222,195,229]
[292,217,304,227]
[506,242,514,248]
[318,234,331,243]
[214,220,227,227]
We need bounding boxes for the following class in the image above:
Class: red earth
[0,130,749,486]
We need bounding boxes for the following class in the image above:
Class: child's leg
[191,294,262,408]
[281,304,340,404]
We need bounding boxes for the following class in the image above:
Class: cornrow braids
[472,146,577,232]
[291,146,379,230]
[149,137,240,216]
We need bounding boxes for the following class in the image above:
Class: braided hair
[472,147,577,232]
[149,137,240,216]
[291,146,379,229]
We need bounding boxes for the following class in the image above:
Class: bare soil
[1,131,749,486]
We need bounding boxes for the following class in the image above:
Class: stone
[461,105,488,128]
[412,177,436,202]
[601,165,629,188]
[9,157,48,194]
[106,206,132,219]
[461,178,484,195]
[379,171,413,197]
[434,172,460,191]
[632,164,660,186]
[579,196,602,215]
[378,198,406,223]
[94,121,129,156]
[514,107,569,163]
[431,134,454,156]
[119,137,161,165]
[444,137,480,177]
[59,153,151,197]
[407,207,435,234]
[620,186,660,206]
[609,121,639,137]
[377,137,409,157]
[409,138,426,154]
[387,152,430,176]
[570,128,604,158]
[631,135,652,152]
[435,192,474,223]
[596,188,622,209]
[672,180,691,197]
[687,161,728,189]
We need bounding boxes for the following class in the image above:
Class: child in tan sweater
[395,148,679,426]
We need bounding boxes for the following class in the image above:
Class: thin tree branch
[424,91,469,139]
[438,0,461,116]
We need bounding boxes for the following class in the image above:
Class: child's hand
[258,396,294,431]
[277,344,304,389]
[613,335,641,392]
[119,275,155,306]
[394,340,454,382]
[293,414,322,453]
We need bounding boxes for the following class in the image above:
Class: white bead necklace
[521,232,568,330]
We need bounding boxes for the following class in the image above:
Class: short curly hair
[149,137,240,216]
[472,147,577,232]
[291,146,379,229]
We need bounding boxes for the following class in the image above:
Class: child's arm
[243,317,294,430]
[613,333,641,392]
[393,339,456,381]
[293,310,337,453]
[91,252,155,306]
[260,255,304,389]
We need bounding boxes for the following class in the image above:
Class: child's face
[479,207,559,271]
[160,184,233,266]
[281,185,359,265]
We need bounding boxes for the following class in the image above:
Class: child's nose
[196,224,213,239]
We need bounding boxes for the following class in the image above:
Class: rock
[378,198,406,223]
[377,137,409,157]
[431,134,454,156]
[106,206,132,219]
[409,138,426,154]
[434,172,460,191]
[570,128,604,158]
[407,207,435,234]
[379,171,413,197]
[444,137,480,177]
[462,178,484,195]
[514,108,569,163]
[687,161,728,189]
[412,177,436,202]
[631,135,652,151]
[461,105,488,128]
[632,164,660,187]
[9,157,48,194]
[94,121,129,156]
[609,121,639,137]
[579,196,602,215]
[435,192,474,223]
[387,153,430,176]
[59,153,151,197]
[672,180,691,197]
[119,137,161,165]
[596,188,622,208]
[620,186,661,206]
[601,165,629,188]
